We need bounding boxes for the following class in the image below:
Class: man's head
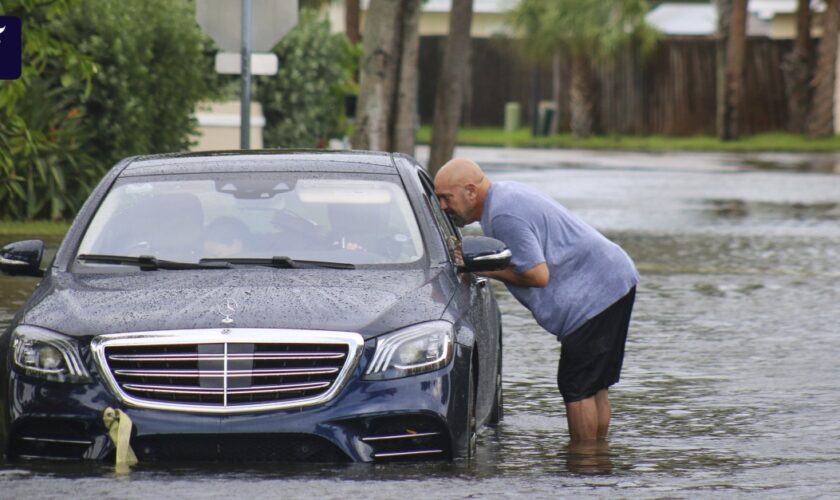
[203,216,249,257]
[434,158,490,227]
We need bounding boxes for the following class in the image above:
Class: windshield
[76,173,425,266]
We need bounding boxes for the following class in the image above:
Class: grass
[415,126,840,152]
[0,220,70,237]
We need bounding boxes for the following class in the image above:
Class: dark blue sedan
[0,151,510,463]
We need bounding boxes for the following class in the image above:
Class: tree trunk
[462,53,473,127]
[718,0,747,140]
[782,0,813,133]
[393,0,421,155]
[345,0,361,45]
[351,0,402,151]
[716,0,731,137]
[550,51,562,135]
[809,0,840,137]
[569,55,594,138]
[428,0,474,177]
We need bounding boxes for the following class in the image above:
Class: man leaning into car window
[434,158,639,444]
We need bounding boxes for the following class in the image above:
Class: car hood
[22,267,454,340]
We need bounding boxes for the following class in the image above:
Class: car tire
[488,336,503,425]
[466,357,477,459]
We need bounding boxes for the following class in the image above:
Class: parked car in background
[0,151,510,463]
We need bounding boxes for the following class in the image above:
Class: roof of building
[421,0,518,13]
[360,0,518,14]
[646,4,718,36]
[646,2,779,36]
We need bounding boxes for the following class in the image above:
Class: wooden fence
[418,36,796,136]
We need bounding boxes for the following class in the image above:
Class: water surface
[2,152,839,498]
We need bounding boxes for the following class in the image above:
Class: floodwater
[2,149,840,498]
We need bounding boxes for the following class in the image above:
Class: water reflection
[564,440,613,475]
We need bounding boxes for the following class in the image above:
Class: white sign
[215,52,279,75]
[196,0,298,52]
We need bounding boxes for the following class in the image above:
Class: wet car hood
[22,267,454,340]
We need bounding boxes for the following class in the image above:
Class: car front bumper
[1,344,472,463]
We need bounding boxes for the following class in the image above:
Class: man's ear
[464,183,477,199]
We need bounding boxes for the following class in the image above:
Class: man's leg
[565,395,599,442]
[594,388,610,439]
[560,288,634,443]
[565,389,611,442]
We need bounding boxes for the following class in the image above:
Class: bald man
[434,158,639,443]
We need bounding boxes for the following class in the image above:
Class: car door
[414,168,499,422]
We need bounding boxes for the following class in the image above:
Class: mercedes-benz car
[0,151,510,463]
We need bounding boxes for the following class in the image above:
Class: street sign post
[196,0,298,149]
[241,0,252,149]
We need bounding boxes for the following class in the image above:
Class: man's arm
[479,262,549,288]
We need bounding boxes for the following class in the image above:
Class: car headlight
[364,321,454,380]
[11,325,91,383]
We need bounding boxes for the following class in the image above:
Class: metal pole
[240,0,252,149]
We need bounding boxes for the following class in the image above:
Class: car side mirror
[0,240,45,277]
[460,236,511,273]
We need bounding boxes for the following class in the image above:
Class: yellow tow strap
[103,407,138,470]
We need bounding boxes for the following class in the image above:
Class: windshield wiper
[77,254,233,270]
[199,256,355,270]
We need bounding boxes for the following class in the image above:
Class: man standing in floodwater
[434,158,639,443]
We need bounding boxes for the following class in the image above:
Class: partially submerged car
[0,151,510,463]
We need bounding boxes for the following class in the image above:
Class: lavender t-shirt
[480,181,639,338]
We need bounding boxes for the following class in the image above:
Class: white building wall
[191,101,265,151]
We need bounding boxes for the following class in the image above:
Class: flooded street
[3,148,840,498]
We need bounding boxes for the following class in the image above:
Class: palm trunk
[718,0,747,140]
[550,51,562,135]
[393,0,421,155]
[345,0,361,45]
[715,0,731,137]
[782,0,813,133]
[809,0,840,137]
[569,55,594,138]
[351,0,402,151]
[428,0,474,177]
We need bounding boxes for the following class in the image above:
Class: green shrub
[65,0,222,168]
[257,14,357,148]
[0,0,97,220]
[0,0,222,220]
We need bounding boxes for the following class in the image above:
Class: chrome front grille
[92,329,364,414]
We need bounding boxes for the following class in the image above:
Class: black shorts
[557,287,636,404]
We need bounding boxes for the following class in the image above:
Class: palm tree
[394,0,422,154]
[716,0,748,140]
[782,0,813,133]
[428,0,475,175]
[352,0,422,152]
[510,0,656,138]
[809,0,840,137]
[345,0,361,45]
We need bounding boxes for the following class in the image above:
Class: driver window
[417,171,461,261]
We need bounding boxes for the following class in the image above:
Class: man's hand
[478,262,549,288]
[453,243,464,267]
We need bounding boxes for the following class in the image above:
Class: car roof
[119,150,400,177]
